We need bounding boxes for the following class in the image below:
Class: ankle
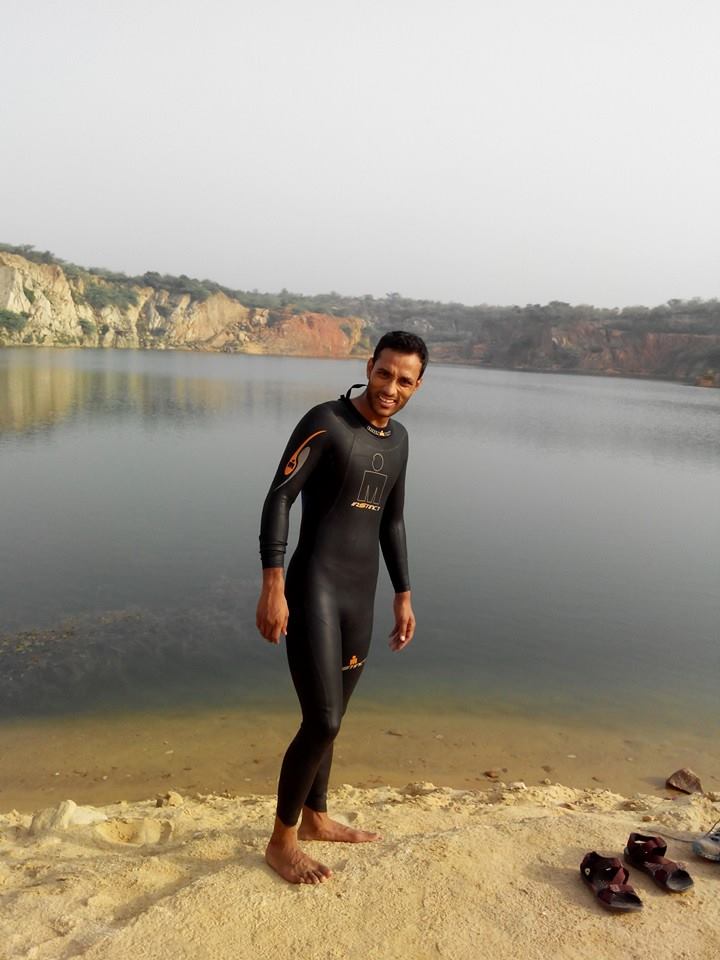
[269,817,299,846]
[301,806,329,826]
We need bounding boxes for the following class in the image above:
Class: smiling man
[256,330,428,884]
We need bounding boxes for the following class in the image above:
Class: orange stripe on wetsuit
[284,430,327,476]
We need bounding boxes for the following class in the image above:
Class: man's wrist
[262,567,285,586]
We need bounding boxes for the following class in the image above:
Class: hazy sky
[3,1,719,307]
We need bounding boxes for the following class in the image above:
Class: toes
[301,859,330,883]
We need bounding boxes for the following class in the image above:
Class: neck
[351,390,389,428]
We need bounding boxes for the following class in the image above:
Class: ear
[366,357,374,379]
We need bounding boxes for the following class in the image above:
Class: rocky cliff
[428,319,720,384]
[0,253,364,358]
[1,250,719,385]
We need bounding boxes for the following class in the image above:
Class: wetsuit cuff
[260,551,285,568]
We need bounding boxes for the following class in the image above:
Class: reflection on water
[0,348,295,434]
[1,347,719,732]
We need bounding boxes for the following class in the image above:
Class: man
[256,330,427,884]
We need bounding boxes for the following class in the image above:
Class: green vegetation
[0,243,58,265]
[83,283,137,311]
[0,309,29,332]
[23,286,35,303]
[79,319,97,337]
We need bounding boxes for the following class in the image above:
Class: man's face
[365,348,423,423]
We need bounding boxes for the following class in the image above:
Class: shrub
[0,309,29,332]
[79,319,97,337]
[23,286,35,303]
[84,283,138,311]
[0,243,59,265]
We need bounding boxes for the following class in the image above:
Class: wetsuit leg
[275,589,373,827]
[303,663,366,813]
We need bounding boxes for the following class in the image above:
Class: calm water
[1,348,719,727]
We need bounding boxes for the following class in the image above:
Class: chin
[373,404,395,420]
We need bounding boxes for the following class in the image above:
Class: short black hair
[372,330,429,377]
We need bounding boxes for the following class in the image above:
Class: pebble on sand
[156,791,184,808]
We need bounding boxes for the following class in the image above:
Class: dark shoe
[580,852,643,912]
[624,833,693,892]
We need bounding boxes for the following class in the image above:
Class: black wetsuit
[259,387,410,826]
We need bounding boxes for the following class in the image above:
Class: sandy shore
[2,780,720,960]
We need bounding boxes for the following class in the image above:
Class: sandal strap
[581,853,629,886]
[626,833,667,859]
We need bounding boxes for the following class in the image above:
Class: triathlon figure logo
[352,453,387,511]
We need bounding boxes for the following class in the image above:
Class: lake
[1,347,719,738]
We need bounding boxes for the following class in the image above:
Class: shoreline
[2,342,715,391]
[2,700,719,814]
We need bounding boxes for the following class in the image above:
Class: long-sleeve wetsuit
[259,387,410,826]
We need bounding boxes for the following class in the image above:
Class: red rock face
[252,310,364,357]
[576,330,720,380]
[436,322,720,384]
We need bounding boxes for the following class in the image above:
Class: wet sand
[2,700,719,813]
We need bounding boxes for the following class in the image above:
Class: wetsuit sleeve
[379,443,410,593]
[259,408,331,569]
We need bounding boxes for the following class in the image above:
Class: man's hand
[388,591,415,652]
[256,568,289,644]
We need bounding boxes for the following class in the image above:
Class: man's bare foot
[264,817,332,884]
[265,839,333,884]
[298,808,382,843]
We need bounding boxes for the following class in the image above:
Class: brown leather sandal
[624,833,693,892]
[580,852,643,912]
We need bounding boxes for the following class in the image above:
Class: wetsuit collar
[342,385,392,437]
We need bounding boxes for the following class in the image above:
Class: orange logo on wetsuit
[341,654,366,671]
[272,429,327,492]
[284,430,327,476]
